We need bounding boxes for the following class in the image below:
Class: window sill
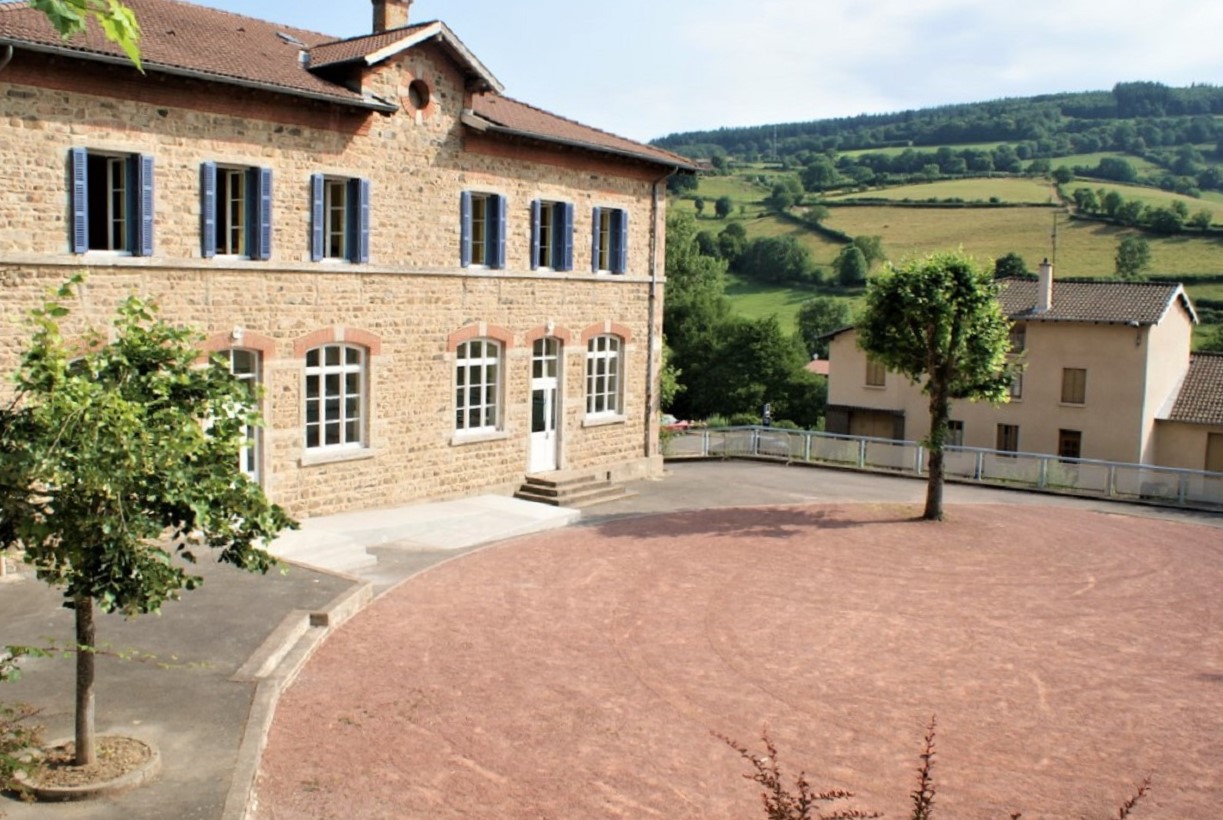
[864,384,886,390]
[582,414,626,429]
[451,429,509,446]
[299,446,376,467]
[1058,402,1085,408]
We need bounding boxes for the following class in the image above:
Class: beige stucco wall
[0,44,668,517]
[1155,421,1223,472]
[1138,301,1195,463]
[827,309,1196,466]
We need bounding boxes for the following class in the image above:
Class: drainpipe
[645,169,674,461]
[0,45,14,73]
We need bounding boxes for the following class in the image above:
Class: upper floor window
[455,339,502,435]
[460,192,506,269]
[586,335,623,417]
[947,420,964,447]
[1009,323,1026,353]
[69,147,154,255]
[592,207,629,274]
[201,163,272,259]
[865,357,886,388]
[310,174,369,263]
[1061,368,1087,405]
[1009,370,1024,400]
[531,199,573,271]
[304,343,366,450]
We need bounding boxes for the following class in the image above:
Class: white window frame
[585,335,623,418]
[217,167,248,256]
[455,339,503,435]
[304,343,366,451]
[324,179,348,261]
[224,348,261,480]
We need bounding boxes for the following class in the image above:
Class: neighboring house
[0,0,694,517]
[826,260,1223,472]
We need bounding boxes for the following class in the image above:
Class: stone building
[0,0,694,517]
[826,261,1223,472]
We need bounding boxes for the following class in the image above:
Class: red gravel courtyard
[255,503,1223,819]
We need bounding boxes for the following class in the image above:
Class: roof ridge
[310,20,436,50]
[159,0,337,41]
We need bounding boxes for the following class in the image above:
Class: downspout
[645,168,675,462]
[0,45,14,73]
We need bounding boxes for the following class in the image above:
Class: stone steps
[514,470,634,508]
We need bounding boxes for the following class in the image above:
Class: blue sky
[196,0,1223,144]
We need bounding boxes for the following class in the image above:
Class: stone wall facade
[0,41,671,517]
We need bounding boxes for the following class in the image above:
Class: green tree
[803,204,831,226]
[0,279,295,765]
[857,251,1012,520]
[1052,166,1074,185]
[31,0,142,69]
[1190,209,1213,230]
[851,235,886,268]
[1145,206,1184,234]
[714,195,733,219]
[717,222,747,266]
[1199,324,1223,352]
[1100,189,1124,216]
[801,157,838,192]
[1115,235,1151,279]
[796,296,852,358]
[765,184,797,212]
[693,196,705,217]
[1072,187,1099,213]
[993,251,1030,278]
[834,245,868,287]
[737,236,813,285]
[1115,198,1144,225]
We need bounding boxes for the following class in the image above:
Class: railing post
[804,430,812,463]
[857,438,867,468]
[915,445,924,475]
[975,451,984,481]
[702,428,710,457]
[1107,465,1116,497]
[1179,473,1189,505]
[752,427,759,457]
[1038,457,1048,489]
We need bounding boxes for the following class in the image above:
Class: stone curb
[220,576,373,820]
[18,735,162,802]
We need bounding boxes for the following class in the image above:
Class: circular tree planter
[14,735,160,802]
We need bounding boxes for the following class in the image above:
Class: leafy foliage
[29,0,142,70]
[1115,235,1152,279]
[796,297,852,359]
[0,277,296,762]
[857,250,1012,519]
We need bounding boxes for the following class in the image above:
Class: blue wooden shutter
[590,207,601,271]
[530,199,541,270]
[494,194,507,268]
[136,154,155,257]
[256,167,273,260]
[200,162,217,259]
[310,173,324,261]
[459,191,472,268]
[70,147,88,254]
[614,209,629,274]
[560,202,574,271]
[353,178,370,263]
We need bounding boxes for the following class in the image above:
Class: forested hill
[651,82,1223,160]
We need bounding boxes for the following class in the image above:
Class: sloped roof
[1166,353,1223,426]
[467,94,698,171]
[0,0,685,169]
[0,0,395,109]
[998,278,1196,326]
[306,20,502,93]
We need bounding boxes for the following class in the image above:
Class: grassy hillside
[827,177,1057,203]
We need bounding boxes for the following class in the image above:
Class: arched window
[585,334,623,417]
[455,339,502,434]
[304,343,366,450]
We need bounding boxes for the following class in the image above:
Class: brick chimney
[373,0,412,32]
[1036,258,1053,313]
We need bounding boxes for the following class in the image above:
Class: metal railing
[663,426,1223,510]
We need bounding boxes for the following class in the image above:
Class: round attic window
[407,79,430,111]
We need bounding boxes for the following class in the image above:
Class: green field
[828,177,1057,204]
[839,141,1004,158]
[1052,152,1167,177]
[723,275,860,335]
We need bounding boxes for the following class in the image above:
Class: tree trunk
[923,385,950,521]
[74,595,96,766]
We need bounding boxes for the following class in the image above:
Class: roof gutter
[460,110,698,173]
[0,39,399,113]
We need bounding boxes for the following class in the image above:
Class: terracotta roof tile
[1168,353,1223,426]
[470,93,697,170]
[307,24,432,69]
[0,0,379,107]
[998,278,1189,325]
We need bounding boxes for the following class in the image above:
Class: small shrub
[0,701,44,799]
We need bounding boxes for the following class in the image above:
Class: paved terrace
[2,461,1221,818]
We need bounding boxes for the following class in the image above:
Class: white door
[529,338,561,473]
